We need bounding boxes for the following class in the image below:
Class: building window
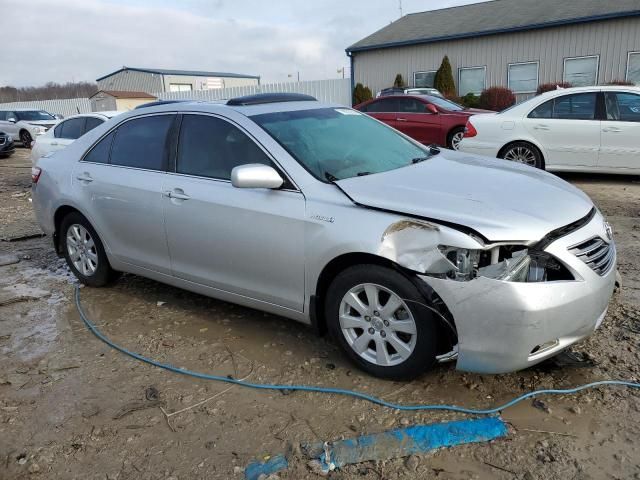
[627,52,640,85]
[169,83,192,92]
[414,71,437,88]
[508,62,539,93]
[458,66,486,95]
[563,56,599,87]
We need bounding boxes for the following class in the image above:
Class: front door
[524,91,601,167]
[599,91,640,170]
[394,98,442,144]
[162,113,306,311]
[0,111,19,140]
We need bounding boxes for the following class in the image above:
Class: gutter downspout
[347,51,355,106]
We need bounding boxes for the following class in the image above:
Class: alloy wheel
[66,224,99,276]
[339,283,417,367]
[504,146,537,166]
[20,131,32,148]
[451,131,464,150]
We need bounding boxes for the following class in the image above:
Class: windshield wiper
[412,145,441,164]
[324,171,338,182]
[356,171,372,176]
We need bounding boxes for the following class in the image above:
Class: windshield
[16,110,55,121]
[252,108,432,181]
[422,96,464,111]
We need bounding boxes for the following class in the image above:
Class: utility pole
[399,0,403,17]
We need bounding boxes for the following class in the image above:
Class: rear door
[523,92,600,167]
[361,98,399,130]
[395,98,442,144]
[162,113,306,310]
[599,91,640,170]
[72,113,174,273]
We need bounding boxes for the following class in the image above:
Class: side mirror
[231,164,284,189]
[426,104,439,114]
[8,118,17,123]
[54,114,64,120]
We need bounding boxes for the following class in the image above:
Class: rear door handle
[396,117,407,122]
[533,125,550,131]
[602,127,622,133]
[76,173,93,183]
[163,189,191,201]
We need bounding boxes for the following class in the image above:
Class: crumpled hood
[336,151,594,242]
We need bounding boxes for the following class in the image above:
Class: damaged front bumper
[420,212,616,374]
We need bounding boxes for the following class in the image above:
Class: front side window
[508,62,539,93]
[459,67,486,95]
[528,93,597,120]
[424,95,464,111]
[627,52,640,85]
[83,131,114,164]
[55,118,85,139]
[176,115,272,180]
[396,98,427,113]
[110,115,173,170]
[564,56,598,87]
[605,92,640,122]
[414,71,436,88]
[15,110,55,121]
[252,108,430,181]
[363,98,398,113]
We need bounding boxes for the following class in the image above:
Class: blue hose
[75,286,640,415]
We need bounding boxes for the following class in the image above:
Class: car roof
[1,108,53,112]
[62,111,125,120]
[537,85,640,99]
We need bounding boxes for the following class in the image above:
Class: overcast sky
[1,0,485,87]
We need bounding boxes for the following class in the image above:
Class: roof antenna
[398,0,403,17]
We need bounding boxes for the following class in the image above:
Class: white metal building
[347,0,640,100]
[96,67,260,93]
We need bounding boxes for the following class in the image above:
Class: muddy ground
[1,148,639,480]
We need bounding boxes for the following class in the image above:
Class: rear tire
[447,127,465,150]
[499,141,544,169]
[60,212,117,287]
[325,264,438,380]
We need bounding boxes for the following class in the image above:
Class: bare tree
[0,82,98,102]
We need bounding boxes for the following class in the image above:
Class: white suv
[0,109,58,147]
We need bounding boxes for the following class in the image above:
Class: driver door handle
[76,173,93,183]
[396,117,407,122]
[163,189,191,201]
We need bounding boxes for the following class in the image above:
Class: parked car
[0,131,15,157]
[355,95,493,149]
[31,111,124,165]
[377,87,443,98]
[0,109,57,147]
[32,93,616,379]
[459,86,640,174]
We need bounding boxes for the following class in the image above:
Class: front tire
[60,212,116,287]
[499,141,544,169]
[19,130,32,148]
[325,265,438,380]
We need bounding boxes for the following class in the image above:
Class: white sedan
[459,86,640,174]
[31,111,123,164]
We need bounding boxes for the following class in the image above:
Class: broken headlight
[438,246,573,282]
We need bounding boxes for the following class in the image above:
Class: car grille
[569,236,615,275]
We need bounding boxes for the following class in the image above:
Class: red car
[354,95,492,150]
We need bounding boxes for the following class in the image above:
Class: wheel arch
[52,205,97,254]
[310,252,458,354]
[446,125,466,148]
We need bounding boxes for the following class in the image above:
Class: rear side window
[0,112,6,121]
[84,117,104,133]
[55,118,85,139]
[364,98,398,113]
[176,114,272,180]
[529,93,597,120]
[110,115,173,170]
[83,131,114,164]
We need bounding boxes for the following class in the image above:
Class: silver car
[31,93,616,379]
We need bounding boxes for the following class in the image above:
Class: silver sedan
[31,93,616,379]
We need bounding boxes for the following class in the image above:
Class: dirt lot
[1,148,639,480]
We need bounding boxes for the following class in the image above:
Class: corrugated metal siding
[0,98,91,116]
[97,70,164,92]
[156,78,351,105]
[352,17,640,100]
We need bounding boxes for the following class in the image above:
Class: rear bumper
[421,211,616,374]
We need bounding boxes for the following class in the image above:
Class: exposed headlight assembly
[437,245,573,283]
